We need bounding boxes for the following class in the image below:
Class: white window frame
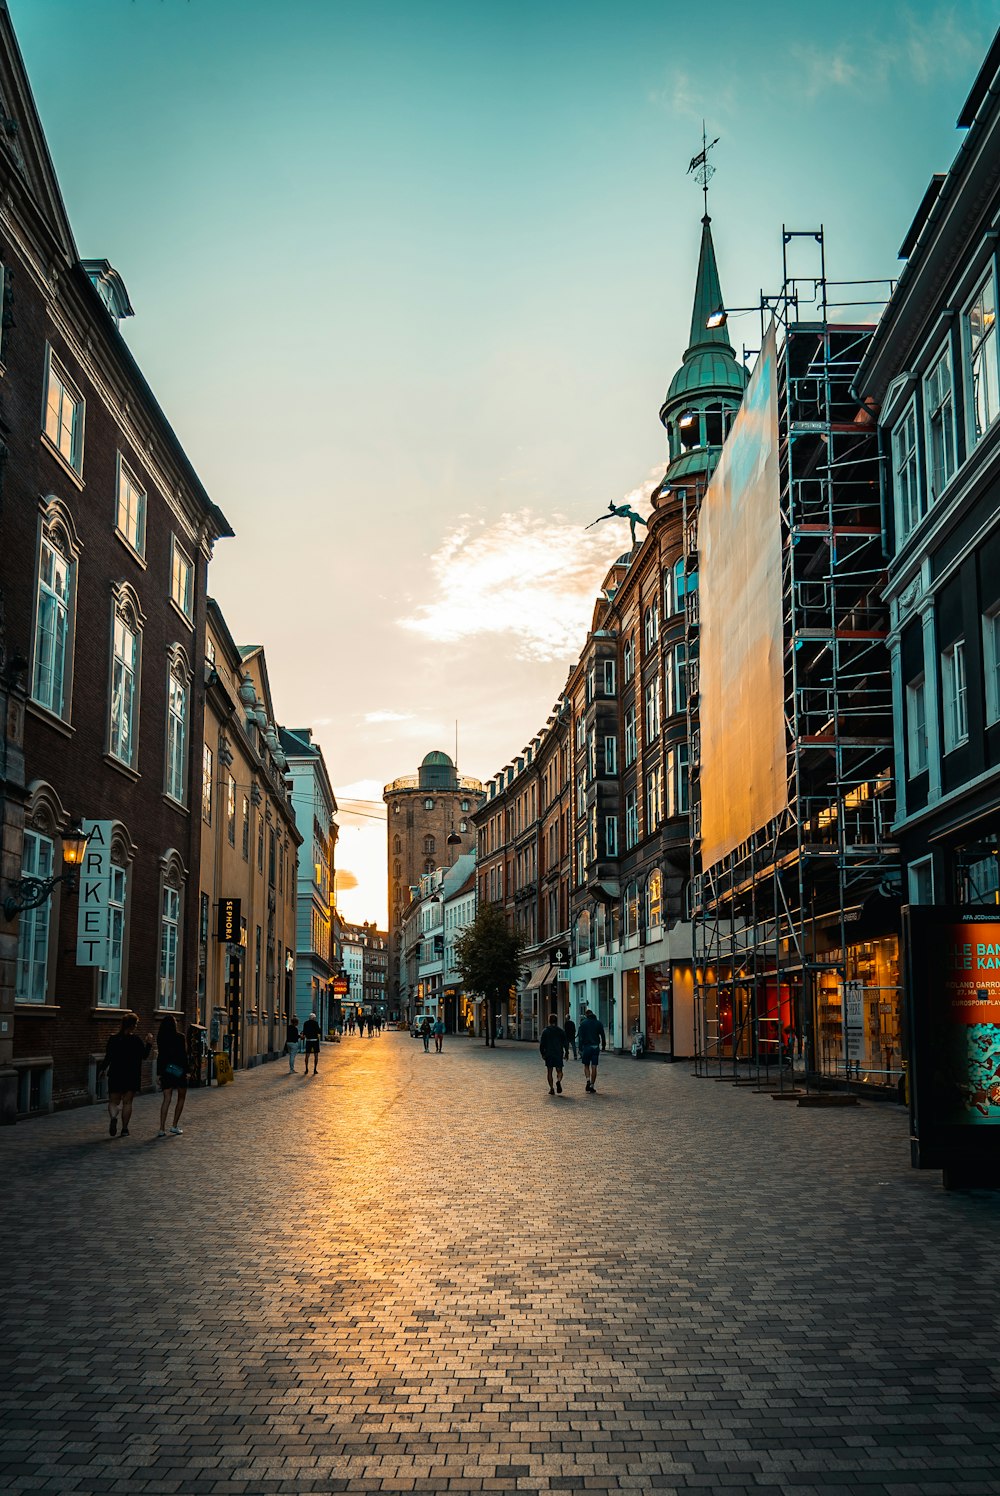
[941,638,968,753]
[170,537,194,621]
[605,815,618,857]
[625,789,639,849]
[905,674,929,776]
[604,735,617,775]
[108,601,141,768]
[643,600,659,652]
[965,266,1000,447]
[116,455,147,558]
[646,767,662,832]
[97,865,128,1008]
[15,831,54,1004]
[624,706,637,766]
[984,604,1000,728]
[159,885,181,1010]
[892,399,923,541]
[645,676,660,740]
[202,743,213,824]
[165,660,189,804]
[603,659,616,695]
[923,342,957,502]
[31,519,75,720]
[623,635,635,683]
[42,346,84,474]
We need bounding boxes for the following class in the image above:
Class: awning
[528,962,556,989]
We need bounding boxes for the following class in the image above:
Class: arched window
[459,820,468,832]
[393,835,401,854]
[393,860,401,880]
[108,583,145,769]
[423,859,434,874]
[424,835,435,855]
[31,501,81,720]
[645,870,663,931]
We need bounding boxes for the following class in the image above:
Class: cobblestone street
[3,1033,1000,1496]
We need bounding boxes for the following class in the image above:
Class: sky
[13,0,1000,924]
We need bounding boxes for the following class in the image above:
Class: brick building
[383,751,483,1017]
[0,6,232,1116]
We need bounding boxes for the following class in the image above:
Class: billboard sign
[699,321,787,870]
[76,819,115,966]
[906,905,1000,1185]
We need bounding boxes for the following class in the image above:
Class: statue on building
[586,500,648,547]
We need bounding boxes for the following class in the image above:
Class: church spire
[684,214,734,363]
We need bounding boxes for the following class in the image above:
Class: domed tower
[383,751,485,1015]
[656,214,748,503]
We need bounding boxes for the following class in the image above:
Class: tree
[454,903,528,1048]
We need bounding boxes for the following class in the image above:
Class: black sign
[216,898,242,943]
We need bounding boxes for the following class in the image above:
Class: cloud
[399,469,665,664]
[338,778,387,802]
[789,6,985,100]
[364,709,414,724]
[334,869,359,891]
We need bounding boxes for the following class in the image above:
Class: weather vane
[687,122,719,221]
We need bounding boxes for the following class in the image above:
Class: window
[109,603,140,767]
[605,815,618,857]
[257,814,264,873]
[906,675,928,776]
[268,828,276,886]
[227,774,236,846]
[646,870,662,930]
[604,735,617,775]
[424,798,434,810]
[256,926,262,1005]
[666,744,690,817]
[646,768,662,831]
[32,521,73,718]
[924,343,956,500]
[625,789,639,849]
[116,457,146,557]
[667,644,688,717]
[576,836,586,886]
[461,799,470,811]
[43,348,84,472]
[908,856,934,905]
[966,270,1000,444]
[984,606,1000,727]
[170,538,194,620]
[643,601,659,653]
[941,639,968,752]
[587,727,596,781]
[165,660,189,804]
[645,677,661,741]
[603,659,616,695]
[393,835,401,854]
[159,887,180,1009]
[460,819,468,832]
[241,795,250,859]
[98,865,127,1008]
[624,706,637,766]
[15,831,53,1004]
[623,635,635,683]
[202,744,213,823]
[892,401,922,540]
[624,883,639,936]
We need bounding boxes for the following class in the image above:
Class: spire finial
[687,123,719,220]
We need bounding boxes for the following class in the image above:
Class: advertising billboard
[699,321,787,870]
[906,905,1000,1186]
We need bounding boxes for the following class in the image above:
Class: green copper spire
[687,215,733,358]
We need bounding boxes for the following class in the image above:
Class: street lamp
[3,817,90,921]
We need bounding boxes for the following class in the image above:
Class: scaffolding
[687,233,902,1093]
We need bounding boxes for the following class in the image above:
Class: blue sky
[14,0,1000,920]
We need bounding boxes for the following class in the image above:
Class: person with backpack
[539,1013,569,1096]
[577,1007,607,1093]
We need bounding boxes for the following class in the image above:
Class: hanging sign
[216,897,242,943]
[76,820,114,967]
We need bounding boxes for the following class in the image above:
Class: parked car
[410,1012,437,1038]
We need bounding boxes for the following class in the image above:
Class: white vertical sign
[76,820,114,967]
[843,979,865,1064]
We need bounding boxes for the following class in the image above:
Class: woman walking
[156,1015,188,1136]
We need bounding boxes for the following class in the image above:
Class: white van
[411,1011,437,1038]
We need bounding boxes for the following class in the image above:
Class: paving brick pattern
[2,1033,1000,1496]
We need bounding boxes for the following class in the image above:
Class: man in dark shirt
[577,1007,607,1094]
[302,1013,321,1075]
[97,1013,152,1137]
[539,1013,569,1095]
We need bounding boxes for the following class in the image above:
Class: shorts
[106,1075,139,1096]
[305,1039,320,1055]
[541,1053,564,1069]
[580,1045,601,1067]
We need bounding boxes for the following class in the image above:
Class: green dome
[421,750,453,768]
[418,750,458,791]
[666,348,748,404]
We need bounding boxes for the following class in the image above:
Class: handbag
[163,1061,185,1081]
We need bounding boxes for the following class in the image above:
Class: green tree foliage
[454,902,528,1048]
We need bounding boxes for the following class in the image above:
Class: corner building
[384,751,483,1017]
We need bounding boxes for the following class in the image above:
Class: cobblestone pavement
[3,1033,1000,1496]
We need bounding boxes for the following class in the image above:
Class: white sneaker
[157,1129,166,1137]
[170,1125,183,1135]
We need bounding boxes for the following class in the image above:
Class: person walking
[432,1016,445,1053]
[564,1012,578,1061]
[578,1007,607,1093]
[156,1015,189,1136]
[539,1013,568,1095]
[286,1016,300,1073]
[302,1012,321,1074]
[420,1016,432,1052]
[98,1012,152,1137]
